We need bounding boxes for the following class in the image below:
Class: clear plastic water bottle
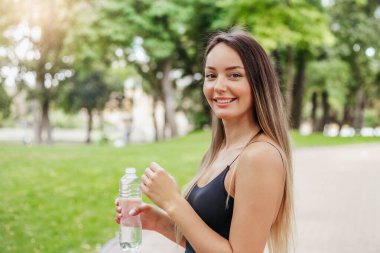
[119,168,142,251]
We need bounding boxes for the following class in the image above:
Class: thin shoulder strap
[228,154,240,167]
[228,129,263,168]
[250,141,285,168]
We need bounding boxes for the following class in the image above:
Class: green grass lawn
[0,130,379,253]
[290,131,380,147]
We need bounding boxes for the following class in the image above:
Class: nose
[214,76,227,93]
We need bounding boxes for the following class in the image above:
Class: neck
[221,114,261,151]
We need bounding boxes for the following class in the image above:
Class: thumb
[129,203,150,216]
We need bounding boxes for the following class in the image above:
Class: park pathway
[100,143,380,253]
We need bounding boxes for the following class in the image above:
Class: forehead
[205,43,243,68]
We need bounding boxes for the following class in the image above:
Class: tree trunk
[290,51,307,129]
[348,53,366,133]
[311,91,318,132]
[161,58,178,137]
[98,110,106,141]
[33,72,44,144]
[86,108,93,144]
[340,103,350,130]
[353,88,365,132]
[284,46,295,117]
[42,99,53,144]
[164,108,170,140]
[33,65,53,145]
[317,90,330,132]
[33,98,53,145]
[33,100,43,145]
[339,91,355,130]
[151,94,160,141]
[272,49,284,93]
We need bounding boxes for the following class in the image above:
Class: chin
[213,109,250,122]
[214,112,235,120]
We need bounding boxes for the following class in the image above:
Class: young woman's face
[203,43,253,121]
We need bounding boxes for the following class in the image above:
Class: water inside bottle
[119,197,142,251]
[120,226,142,251]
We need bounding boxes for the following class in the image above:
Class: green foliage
[364,109,380,127]
[1,0,379,135]
[328,0,380,106]
[218,0,333,51]
[179,86,210,130]
[96,0,189,61]
[58,72,111,114]
[305,57,351,118]
[0,83,11,123]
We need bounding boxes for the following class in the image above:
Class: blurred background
[0,0,379,253]
[0,0,379,144]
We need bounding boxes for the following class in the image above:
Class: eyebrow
[206,66,244,71]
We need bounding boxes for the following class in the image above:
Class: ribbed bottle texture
[119,168,142,251]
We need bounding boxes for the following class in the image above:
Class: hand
[141,162,182,212]
[115,198,162,231]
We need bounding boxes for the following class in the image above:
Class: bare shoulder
[236,137,285,181]
[229,137,287,250]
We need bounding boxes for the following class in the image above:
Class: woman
[116,29,293,253]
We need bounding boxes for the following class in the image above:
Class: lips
[213,97,237,104]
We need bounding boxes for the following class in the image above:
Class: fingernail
[129,209,136,215]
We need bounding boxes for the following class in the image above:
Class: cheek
[203,83,213,101]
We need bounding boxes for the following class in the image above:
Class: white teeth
[216,99,234,103]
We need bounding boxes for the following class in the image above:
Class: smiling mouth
[213,98,237,104]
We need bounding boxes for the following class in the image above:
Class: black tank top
[184,133,284,252]
[185,155,239,253]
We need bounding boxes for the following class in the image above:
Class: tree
[58,71,112,143]
[327,0,380,132]
[0,0,74,144]
[0,82,11,124]
[58,1,129,143]
[177,0,225,129]
[305,57,351,132]
[94,0,184,138]
[218,0,333,129]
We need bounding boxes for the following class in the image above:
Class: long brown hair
[177,28,294,253]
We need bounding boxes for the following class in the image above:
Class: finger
[141,174,151,186]
[115,197,119,206]
[144,167,155,179]
[115,215,121,224]
[115,206,122,213]
[140,182,149,195]
[149,162,162,172]
[129,203,149,216]
[129,209,137,216]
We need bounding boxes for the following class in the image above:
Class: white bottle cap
[125,167,136,174]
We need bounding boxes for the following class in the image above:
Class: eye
[205,73,217,80]
[230,73,242,79]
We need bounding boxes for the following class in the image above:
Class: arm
[115,200,186,247]
[143,148,285,253]
[133,204,187,247]
[166,197,233,253]
[228,143,285,252]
